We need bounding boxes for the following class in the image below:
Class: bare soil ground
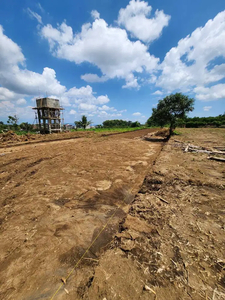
[0,128,224,300]
[0,128,163,300]
[0,128,156,148]
[81,128,225,300]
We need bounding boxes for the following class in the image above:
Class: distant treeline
[178,114,225,128]
[0,116,35,133]
[100,119,141,128]
[146,113,225,128]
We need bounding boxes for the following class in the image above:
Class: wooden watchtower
[33,98,64,134]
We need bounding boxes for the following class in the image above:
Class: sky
[0,0,225,125]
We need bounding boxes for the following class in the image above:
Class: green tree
[149,93,194,135]
[7,115,19,129]
[20,122,33,132]
[131,121,141,127]
[103,119,132,128]
[75,115,92,130]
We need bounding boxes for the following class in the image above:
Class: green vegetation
[74,115,92,129]
[102,119,141,128]
[147,93,195,135]
[183,114,225,128]
[7,115,19,128]
[0,115,37,134]
[71,126,147,133]
[148,114,225,129]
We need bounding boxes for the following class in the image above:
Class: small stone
[143,285,156,294]
[61,277,66,284]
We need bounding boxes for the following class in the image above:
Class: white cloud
[157,11,225,101]
[118,0,170,43]
[26,8,43,24]
[97,111,122,118]
[0,100,14,111]
[194,84,225,101]
[152,90,163,95]
[91,10,100,20]
[41,18,159,88]
[16,98,27,105]
[69,109,77,115]
[203,106,212,111]
[0,87,15,100]
[0,101,33,119]
[79,103,97,111]
[96,95,110,105]
[133,112,141,116]
[99,105,116,111]
[0,25,66,96]
[81,73,108,83]
[122,74,140,89]
[37,3,45,13]
[0,26,120,120]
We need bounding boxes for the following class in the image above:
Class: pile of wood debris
[174,140,225,162]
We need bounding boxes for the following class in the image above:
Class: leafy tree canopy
[103,119,141,128]
[7,115,19,126]
[75,115,92,129]
[148,93,194,134]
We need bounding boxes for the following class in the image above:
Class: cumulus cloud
[152,90,163,95]
[41,18,159,88]
[157,11,225,101]
[203,106,212,111]
[0,87,15,100]
[122,74,140,89]
[81,73,108,83]
[0,25,66,97]
[0,101,33,119]
[194,84,225,101]
[99,105,116,111]
[26,8,43,24]
[132,112,141,116]
[16,98,27,105]
[118,0,170,43]
[69,109,76,115]
[91,10,100,19]
[0,25,124,120]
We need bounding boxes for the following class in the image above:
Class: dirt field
[82,128,225,300]
[0,128,162,300]
[0,128,224,300]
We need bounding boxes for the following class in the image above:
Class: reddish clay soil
[0,128,163,300]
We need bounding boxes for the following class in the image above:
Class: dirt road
[0,129,162,300]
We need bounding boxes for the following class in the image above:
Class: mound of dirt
[154,128,169,137]
[0,131,36,143]
[143,129,170,142]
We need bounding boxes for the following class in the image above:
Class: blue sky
[0,0,225,125]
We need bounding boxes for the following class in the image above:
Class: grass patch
[71,126,148,133]
[172,130,182,135]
